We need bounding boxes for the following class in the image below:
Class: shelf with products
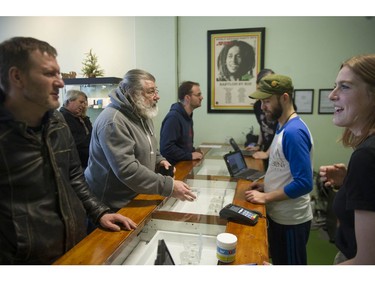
[61,77,122,121]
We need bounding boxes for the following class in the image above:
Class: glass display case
[60,77,121,121]
[107,146,249,266]
[111,178,237,265]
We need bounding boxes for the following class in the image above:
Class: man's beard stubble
[265,99,283,122]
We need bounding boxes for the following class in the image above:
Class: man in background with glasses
[160,81,204,165]
[85,69,196,215]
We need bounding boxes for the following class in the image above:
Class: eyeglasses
[144,88,159,96]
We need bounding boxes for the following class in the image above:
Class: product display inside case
[159,179,236,215]
[192,159,230,177]
[193,144,234,176]
[199,144,232,159]
[118,223,224,265]
[110,178,236,265]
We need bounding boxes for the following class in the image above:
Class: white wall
[0,17,136,78]
[133,17,178,130]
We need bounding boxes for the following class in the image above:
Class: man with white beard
[85,69,196,215]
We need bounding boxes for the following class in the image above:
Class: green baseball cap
[249,74,294,100]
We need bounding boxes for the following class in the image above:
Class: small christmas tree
[81,49,104,78]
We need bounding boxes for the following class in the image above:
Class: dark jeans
[267,216,311,265]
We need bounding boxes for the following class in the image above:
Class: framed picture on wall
[318,89,334,114]
[294,89,314,114]
[207,28,265,113]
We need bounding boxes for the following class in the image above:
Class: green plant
[81,49,104,78]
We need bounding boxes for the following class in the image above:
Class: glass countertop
[159,179,236,215]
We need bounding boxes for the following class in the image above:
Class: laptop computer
[223,150,265,181]
[229,138,255,157]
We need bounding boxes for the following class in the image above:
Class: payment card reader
[219,203,260,226]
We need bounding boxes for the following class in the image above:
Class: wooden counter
[226,178,268,265]
[54,145,268,265]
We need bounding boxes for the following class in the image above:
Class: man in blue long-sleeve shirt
[160,81,203,165]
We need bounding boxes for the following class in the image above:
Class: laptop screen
[225,151,247,175]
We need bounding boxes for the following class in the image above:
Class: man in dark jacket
[0,37,136,265]
[160,81,203,165]
[60,89,92,168]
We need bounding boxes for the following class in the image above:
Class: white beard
[133,94,158,119]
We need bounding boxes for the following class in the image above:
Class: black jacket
[59,107,92,168]
[0,106,110,264]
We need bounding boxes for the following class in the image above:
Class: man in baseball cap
[249,74,294,100]
[245,73,314,265]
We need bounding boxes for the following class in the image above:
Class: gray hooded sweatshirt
[84,87,173,210]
